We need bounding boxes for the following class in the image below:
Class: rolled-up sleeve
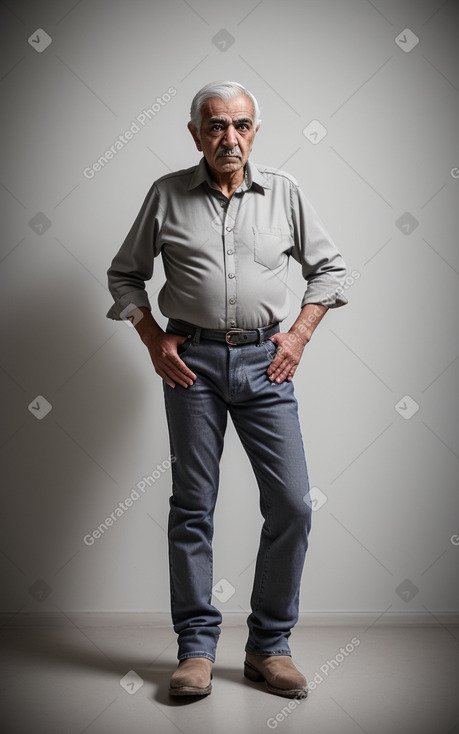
[290,184,348,309]
[106,183,162,320]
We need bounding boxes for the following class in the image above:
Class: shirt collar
[187,157,271,193]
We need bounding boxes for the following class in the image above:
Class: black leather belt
[168,319,279,346]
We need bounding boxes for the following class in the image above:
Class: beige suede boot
[169,657,213,697]
[244,654,308,698]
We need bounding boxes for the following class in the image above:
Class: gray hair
[189,80,261,131]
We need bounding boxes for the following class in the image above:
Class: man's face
[188,94,259,177]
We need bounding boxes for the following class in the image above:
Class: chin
[218,161,242,171]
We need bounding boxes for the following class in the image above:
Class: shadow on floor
[0,625,258,706]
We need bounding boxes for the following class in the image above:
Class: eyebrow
[208,116,253,125]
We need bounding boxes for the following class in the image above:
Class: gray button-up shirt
[106,157,347,330]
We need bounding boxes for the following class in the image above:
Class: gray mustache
[217,147,242,158]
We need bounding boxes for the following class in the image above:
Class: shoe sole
[244,662,308,699]
[169,683,212,697]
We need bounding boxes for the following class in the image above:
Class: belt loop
[192,326,201,345]
[256,327,263,346]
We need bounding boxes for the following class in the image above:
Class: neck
[208,165,245,199]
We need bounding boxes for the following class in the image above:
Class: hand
[266,331,307,384]
[144,331,197,389]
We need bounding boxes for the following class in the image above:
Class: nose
[223,124,238,148]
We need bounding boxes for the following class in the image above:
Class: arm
[106,183,160,321]
[267,303,328,384]
[106,185,196,388]
[267,183,347,384]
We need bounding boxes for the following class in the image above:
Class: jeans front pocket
[263,338,277,363]
[177,338,193,357]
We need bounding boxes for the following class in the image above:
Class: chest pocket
[252,226,291,270]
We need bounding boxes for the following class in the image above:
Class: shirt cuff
[106,290,152,321]
[301,285,348,309]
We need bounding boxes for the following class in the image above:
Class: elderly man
[106,80,347,699]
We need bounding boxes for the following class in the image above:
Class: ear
[188,122,202,151]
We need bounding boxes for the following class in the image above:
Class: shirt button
[226,226,233,232]
[228,273,235,279]
[227,249,234,255]
[220,201,226,208]
[229,297,236,305]
[230,321,236,327]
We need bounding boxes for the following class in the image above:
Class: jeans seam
[251,491,272,616]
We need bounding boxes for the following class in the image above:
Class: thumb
[269,333,282,346]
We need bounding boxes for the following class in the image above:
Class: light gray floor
[1,617,458,734]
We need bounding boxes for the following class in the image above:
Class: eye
[238,124,249,131]
[211,124,223,131]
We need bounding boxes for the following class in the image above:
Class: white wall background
[1,0,458,618]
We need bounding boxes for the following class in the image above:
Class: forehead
[200,94,255,122]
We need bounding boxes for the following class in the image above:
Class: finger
[162,352,196,380]
[269,361,296,383]
[267,352,286,374]
[155,366,177,388]
[167,354,198,382]
[160,367,191,389]
[268,361,284,379]
[163,364,195,387]
[171,356,197,382]
[286,367,297,382]
[267,355,289,377]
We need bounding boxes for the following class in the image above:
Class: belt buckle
[225,328,244,345]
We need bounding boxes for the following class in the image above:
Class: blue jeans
[163,323,312,662]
